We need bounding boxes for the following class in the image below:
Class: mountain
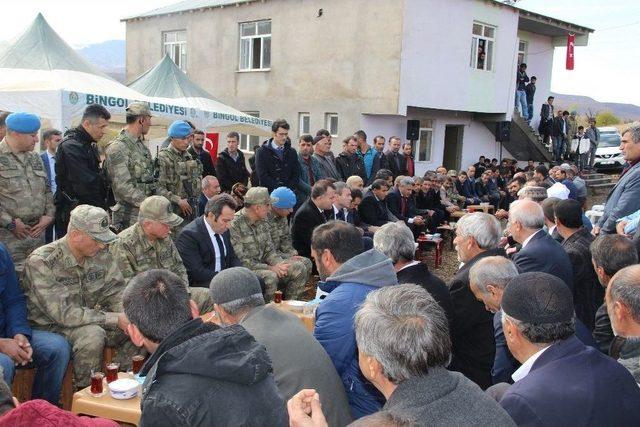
[551,92,640,122]
[76,40,126,82]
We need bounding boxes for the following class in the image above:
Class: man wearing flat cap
[229,187,310,301]
[110,195,214,312]
[105,101,155,231]
[22,205,139,388]
[156,120,203,231]
[497,272,640,426]
[0,112,54,273]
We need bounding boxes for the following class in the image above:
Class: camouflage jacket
[0,140,54,227]
[265,211,297,258]
[229,208,284,271]
[109,222,188,284]
[156,145,202,211]
[104,130,155,209]
[22,236,125,329]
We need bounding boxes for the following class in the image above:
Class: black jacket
[334,151,366,182]
[561,228,604,330]
[139,319,288,427]
[248,154,259,186]
[54,126,106,208]
[255,139,300,192]
[188,146,216,178]
[358,194,390,227]
[216,149,250,192]
[386,188,417,222]
[175,216,242,287]
[525,82,536,104]
[368,151,389,185]
[512,230,573,290]
[397,263,454,327]
[384,151,407,179]
[416,189,444,211]
[551,116,566,137]
[291,199,327,259]
[448,247,506,390]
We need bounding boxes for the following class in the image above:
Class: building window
[239,20,271,71]
[299,113,310,136]
[470,22,495,71]
[163,30,187,71]
[325,113,339,137]
[416,121,434,162]
[240,111,261,152]
[518,40,528,65]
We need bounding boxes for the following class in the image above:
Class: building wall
[398,0,520,116]
[125,0,405,144]
[517,29,555,128]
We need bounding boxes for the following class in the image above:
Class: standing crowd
[0,105,639,426]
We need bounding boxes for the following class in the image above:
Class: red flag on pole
[566,33,575,70]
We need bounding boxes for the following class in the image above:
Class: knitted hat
[502,272,574,324]
[209,267,264,305]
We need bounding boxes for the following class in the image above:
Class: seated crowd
[1,109,640,426]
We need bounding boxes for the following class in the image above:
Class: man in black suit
[551,110,567,162]
[508,199,573,289]
[539,96,554,146]
[291,180,336,260]
[384,136,407,179]
[386,177,425,235]
[449,212,505,390]
[358,179,392,227]
[176,194,242,288]
[373,222,453,325]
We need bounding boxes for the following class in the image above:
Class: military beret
[168,120,192,139]
[5,112,41,133]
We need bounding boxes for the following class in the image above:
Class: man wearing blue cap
[265,187,313,277]
[156,120,203,230]
[0,112,54,273]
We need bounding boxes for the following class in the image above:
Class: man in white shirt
[40,129,62,242]
[332,181,352,223]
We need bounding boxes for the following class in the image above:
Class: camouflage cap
[244,187,277,206]
[69,205,117,244]
[126,102,152,117]
[139,196,183,226]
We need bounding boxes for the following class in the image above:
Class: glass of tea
[132,355,145,375]
[274,290,283,304]
[105,362,119,383]
[90,370,104,396]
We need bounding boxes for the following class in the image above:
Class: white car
[594,127,624,171]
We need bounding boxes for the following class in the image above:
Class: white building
[124,0,592,175]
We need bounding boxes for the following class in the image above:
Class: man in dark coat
[449,212,505,389]
[291,180,336,260]
[497,272,640,426]
[188,130,216,178]
[335,136,366,182]
[215,132,250,193]
[508,200,573,289]
[255,120,299,192]
[555,199,604,331]
[384,136,407,179]
[358,179,392,227]
[538,96,554,146]
[176,194,242,288]
[385,177,426,234]
[123,269,288,427]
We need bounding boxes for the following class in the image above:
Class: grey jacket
[618,336,640,384]
[313,152,341,181]
[383,367,515,426]
[598,162,640,233]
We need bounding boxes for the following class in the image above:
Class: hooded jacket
[314,249,398,419]
[139,318,287,427]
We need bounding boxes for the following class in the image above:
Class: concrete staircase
[583,172,617,196]
[484,112,554,162]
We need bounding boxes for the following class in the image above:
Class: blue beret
[168,120,192,138]
[271,187,297,209]
[5,112,41,134]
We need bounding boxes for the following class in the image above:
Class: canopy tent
[128,54,271,135]
[0,14,271,136]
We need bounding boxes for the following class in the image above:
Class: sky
[0,0,638,105]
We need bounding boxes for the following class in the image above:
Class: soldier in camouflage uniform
[266,186,313,274]
[229,187,310,301]
[0,112,54,273]
[104,102,156,231]
[109,196,214,313]
[22,205,138,388]
[156,121,202,232]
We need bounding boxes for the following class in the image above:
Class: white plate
[284,300,306,312]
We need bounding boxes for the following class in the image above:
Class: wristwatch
[6,219,16,232]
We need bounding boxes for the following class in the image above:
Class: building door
[443,125,464,171]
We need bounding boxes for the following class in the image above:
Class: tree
[595,111,620,126]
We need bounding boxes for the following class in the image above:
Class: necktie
[214,233,226,270]
[401,197,407,217]
[337,209,345,221]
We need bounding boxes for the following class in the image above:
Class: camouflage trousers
[255,257,312,302]
[111,203,139,233]
[51,325,141,388]
[0,228,45,274]
[188,286,215,314]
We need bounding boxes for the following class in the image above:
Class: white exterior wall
[517,30,555,129]
[398,0,520,116]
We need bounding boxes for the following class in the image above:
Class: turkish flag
[205,132,219,165]
[566,33,575,70]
